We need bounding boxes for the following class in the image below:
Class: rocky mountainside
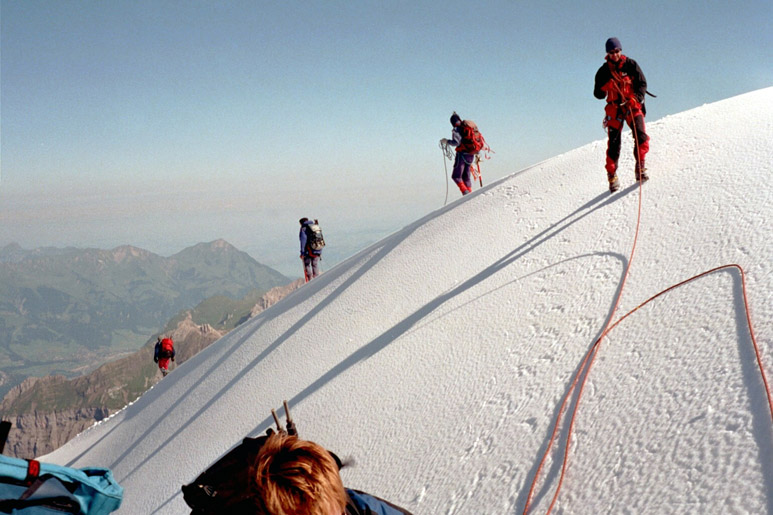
[0,239,290,398]
[0,279,303,458]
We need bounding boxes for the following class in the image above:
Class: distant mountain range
[0,240,291,398]
[0,279,303,458]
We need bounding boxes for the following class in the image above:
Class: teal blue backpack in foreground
[0,421,123,514]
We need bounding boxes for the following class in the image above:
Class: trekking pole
[271,409,283,433]
[440,142,449,206]
[283,400,297,436]
[270,401,298,436]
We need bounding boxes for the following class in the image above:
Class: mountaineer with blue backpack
[299,218,325,282]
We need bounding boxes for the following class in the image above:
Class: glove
[440,138,448,146]
[154,358,158,363]
[172,357,175,362]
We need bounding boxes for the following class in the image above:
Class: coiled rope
[522,111,773,513]
[440,141,453,206]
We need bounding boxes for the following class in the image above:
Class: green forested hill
[0,278,303,458]
[0,239,289,397]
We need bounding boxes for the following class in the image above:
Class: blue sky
[1,0,771,277]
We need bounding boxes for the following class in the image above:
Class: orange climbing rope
[522,125,773,514]
[522,180,643,513]
[608,263,772,422]
[524,263,773,514]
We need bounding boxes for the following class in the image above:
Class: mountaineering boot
[635,161,649,182]
[608,173,620,193]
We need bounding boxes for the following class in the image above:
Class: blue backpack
[0,421,123,514]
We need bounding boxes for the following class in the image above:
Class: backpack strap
[0,474,81,514]
[26,459,41,484]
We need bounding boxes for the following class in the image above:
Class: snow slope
[47,88,773,514]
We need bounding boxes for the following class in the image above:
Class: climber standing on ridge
[299,217,325,282]
[594,37,650,193]
[440,112,486,196]
[154,336,175,377]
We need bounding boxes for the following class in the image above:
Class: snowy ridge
[47,88,773,514]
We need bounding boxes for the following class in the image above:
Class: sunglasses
[608,49,622,55]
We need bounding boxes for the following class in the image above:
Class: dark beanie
[450,113,462,126]
[605,37,622,53]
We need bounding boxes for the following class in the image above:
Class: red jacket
[594,55,648,114]
[154,338,175,363]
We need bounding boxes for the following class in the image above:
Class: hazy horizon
[2,1,771,277]
[0,180,439,277]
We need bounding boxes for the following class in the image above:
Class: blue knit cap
[450,113,462,126]
[606,37,622,53]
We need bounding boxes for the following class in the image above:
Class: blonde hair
[252,432,347,515]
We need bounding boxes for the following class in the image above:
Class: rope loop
[522,166,772,514]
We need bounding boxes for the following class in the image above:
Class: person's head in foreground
[251,432,347,515]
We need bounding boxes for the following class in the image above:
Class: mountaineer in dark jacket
[299,217,323,282]
[440,113,485,196]
[594,37,650,192]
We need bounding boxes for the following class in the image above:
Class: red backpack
[459,120,485,154]
[159,338,174,359]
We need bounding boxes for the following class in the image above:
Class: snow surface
[46,88,773,514]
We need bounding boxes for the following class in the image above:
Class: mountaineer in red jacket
[594,37,650,193]
[440,113,485,196]
[153,336,175,377]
